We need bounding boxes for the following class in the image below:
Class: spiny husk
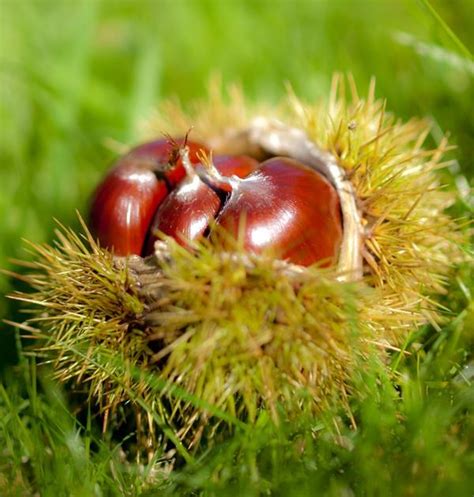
[11,223,369,448]
[9,224,147,411]
[10,76,467,451]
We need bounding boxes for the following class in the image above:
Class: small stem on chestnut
[179,146,198,179]
[195,149,236,190]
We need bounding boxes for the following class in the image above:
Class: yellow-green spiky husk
[11,76,467,452]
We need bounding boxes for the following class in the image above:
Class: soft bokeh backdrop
[0,0,473,366]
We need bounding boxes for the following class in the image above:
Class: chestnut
[145,168,221,249]
[215,157,343,266]
[89,138,206,256]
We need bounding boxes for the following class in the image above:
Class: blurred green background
[0,0,473,366]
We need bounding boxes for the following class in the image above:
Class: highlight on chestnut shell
[89,138,343,267]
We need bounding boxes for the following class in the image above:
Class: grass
[0,0,473,495]
[2,292,473,496]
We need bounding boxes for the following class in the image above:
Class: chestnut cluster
[89,138,343,267]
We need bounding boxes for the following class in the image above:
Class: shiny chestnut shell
[216,157,342,266]
[89,138,206,256]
